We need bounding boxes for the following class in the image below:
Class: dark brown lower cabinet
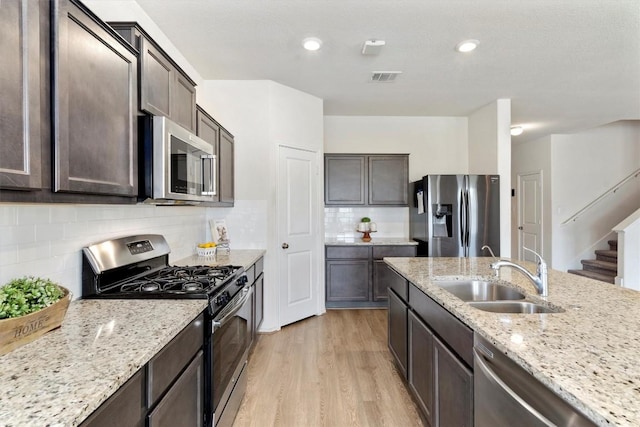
[326,245,416,308]
[388,288,408,379]
[408,310,434,424]
[80,314,204,426]
[390,283,473,427]
[80,369,146,427]
[326,259,370,302]
[148,350,204,427]
[434,339,473,427]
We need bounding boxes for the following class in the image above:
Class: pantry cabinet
[324,154,409,206]
[109,22,197,133]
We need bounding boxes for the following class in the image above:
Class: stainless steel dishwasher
[474,334,597,427]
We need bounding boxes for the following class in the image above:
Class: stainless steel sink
[468,301,565,314]
[433,280,526,302]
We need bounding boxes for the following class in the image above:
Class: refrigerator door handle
[459,190,465,250]
[465,189,471,251]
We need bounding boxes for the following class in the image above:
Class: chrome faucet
[490,248,548,297]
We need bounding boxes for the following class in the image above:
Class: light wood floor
[233,309,424,427]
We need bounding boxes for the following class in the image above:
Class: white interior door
[518,172,543,262]
[278,146,320,327]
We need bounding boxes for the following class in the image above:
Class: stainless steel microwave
[140,116,216,205]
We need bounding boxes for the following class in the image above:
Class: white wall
[550,120,640,270]
[512,135,553,263]
[468,99,512,257]
[324,116,468,182]
[0,204,206,298]
[198,81,324,332]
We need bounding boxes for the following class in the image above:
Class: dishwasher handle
[473,347,555,427]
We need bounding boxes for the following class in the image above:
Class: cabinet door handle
[282,243,289,249]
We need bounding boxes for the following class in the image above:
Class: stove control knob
[236,274,248,286]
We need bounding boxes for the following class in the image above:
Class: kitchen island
[385,257,640,427]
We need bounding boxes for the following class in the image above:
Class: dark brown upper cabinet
[0,0,43,191]
[195,105,235,206]
[324,154,409,206]
[51,0,138,197]
[109,22,197,133]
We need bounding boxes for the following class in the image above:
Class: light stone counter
[384,257,640,427]
[173,249,265,270]
[0,298,207,426]
[325,238,418,246]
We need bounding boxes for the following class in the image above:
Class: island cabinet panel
[389,283,473,426]
[434,338,473,427]
[372,245,417,302]
[0,0,42,191]
[388,287,409,379]
[52,0,138,197]
[408,310,435,425]
[324,154,409,206]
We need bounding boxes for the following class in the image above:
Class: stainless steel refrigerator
[410,175,500,257]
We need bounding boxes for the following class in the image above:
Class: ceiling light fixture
[455,39,479,53]
[510,126,524,136]
[302,37,322,51]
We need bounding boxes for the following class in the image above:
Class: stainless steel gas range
[82,234,253,427]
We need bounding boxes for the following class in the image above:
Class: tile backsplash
[324,207,409,239]
[0,204,207,299]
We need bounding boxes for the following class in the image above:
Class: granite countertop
[0,250,265,426]
[384,257,640,427]
[0,299,207,426]
[173,249,265,270]
[325,237,418,246]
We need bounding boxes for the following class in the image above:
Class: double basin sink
[432,279,564,314]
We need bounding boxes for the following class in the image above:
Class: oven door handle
[212,286,253,331]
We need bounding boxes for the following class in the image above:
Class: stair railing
[561,168,640,225]
[612,207,640,291]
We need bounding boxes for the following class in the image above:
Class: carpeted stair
[568,240,617,283]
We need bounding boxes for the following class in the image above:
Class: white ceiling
[134,0,640,142]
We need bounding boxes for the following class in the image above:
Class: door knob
[282,243,289,249]
[518,226,523,230]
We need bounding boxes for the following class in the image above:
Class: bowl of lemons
[196,242,217,257]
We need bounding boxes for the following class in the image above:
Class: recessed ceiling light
[302,37,322,51]
[510,126,524,136]
[455,39,479,53]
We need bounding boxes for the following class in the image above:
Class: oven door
[210,284,253,426]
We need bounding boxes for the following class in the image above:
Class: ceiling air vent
[370,71,402,82]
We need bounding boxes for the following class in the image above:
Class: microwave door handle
[201,154,217,196]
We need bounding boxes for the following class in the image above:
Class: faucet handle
[523,247,546,267]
